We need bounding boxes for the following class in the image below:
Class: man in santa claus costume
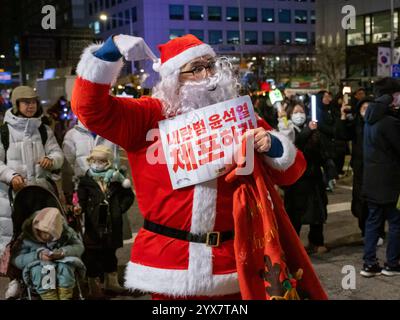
[71,34,325,300]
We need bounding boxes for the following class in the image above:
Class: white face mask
[291,113,306,126]
[90,161,109,172]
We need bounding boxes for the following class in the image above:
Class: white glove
[113,34,158,62]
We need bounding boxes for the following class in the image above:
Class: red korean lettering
[220,127,240,147]
[236,102,250,120]
[179,125,193,142]
[192,120,207,136]
[222,108,237,123]
[167,130,180,145]
[196,134,224,165]
[170,142,198,172]
[208,114,223,129]
[237,120,255,135]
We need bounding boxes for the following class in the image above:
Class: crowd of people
[0,85,134,300]
[0,32,399,300]
[251,78,400,277]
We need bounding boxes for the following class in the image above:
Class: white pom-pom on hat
[153,58,161,72]
[122,178,132,189]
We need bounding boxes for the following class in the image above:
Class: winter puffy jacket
[62,122,117,179]
[12,212,86,285]
[362,95,400,204]
[0,109,64,257]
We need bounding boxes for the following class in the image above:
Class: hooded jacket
[0,109,64,257]
[11,210,85,285]
[362,95,400,204]
[62,121,118,179]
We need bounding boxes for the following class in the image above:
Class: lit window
[227,30,240,44]
[310,10,316,24]
[94,21,100,34]
[226,7,239,22]
[262,9,274,23]
[279,32,291,44]
[347,15,365,46]
[372,12,392,43]
[295,32,308,44]
[295,10,307,24]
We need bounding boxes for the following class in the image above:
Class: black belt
[143,220,234,247]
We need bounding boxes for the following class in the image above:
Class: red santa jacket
[72,44,306,297]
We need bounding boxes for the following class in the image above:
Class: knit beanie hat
[32,207,63,241]
[152,34,216,78]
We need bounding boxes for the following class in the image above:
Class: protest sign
[158,96,257,189]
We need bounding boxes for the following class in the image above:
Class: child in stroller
[8,185,86,300]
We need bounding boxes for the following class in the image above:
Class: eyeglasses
[180,60,216,77]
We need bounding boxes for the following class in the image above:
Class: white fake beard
[155,58,240,118]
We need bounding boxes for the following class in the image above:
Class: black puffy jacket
[78,173,135,249]
[362,95,400,204]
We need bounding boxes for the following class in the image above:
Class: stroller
[5,185,85,300]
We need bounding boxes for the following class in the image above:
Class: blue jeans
[30,262,76,294]
[363,202,400,266]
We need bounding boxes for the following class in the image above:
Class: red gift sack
[226,150,328,300]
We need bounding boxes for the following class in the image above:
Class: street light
[0,55,5,59]
[99,13,135,73]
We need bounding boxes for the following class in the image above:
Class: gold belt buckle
[206,232,221,247]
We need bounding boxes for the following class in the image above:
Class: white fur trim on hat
[159,43,216,78]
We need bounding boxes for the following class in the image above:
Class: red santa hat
[153,34,216,78]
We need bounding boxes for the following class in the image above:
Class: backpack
[0,122,48,164]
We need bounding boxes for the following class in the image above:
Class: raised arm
[71,36,164,152]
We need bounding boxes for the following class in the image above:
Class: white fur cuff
[263,130,297,171]
[124,261,240,297]
[76,44,124,85]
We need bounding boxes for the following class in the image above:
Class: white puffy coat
[62,121,117,179]
[0,109,64,256]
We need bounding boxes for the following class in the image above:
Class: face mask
[90,161,108,173]
[291,113,306,126]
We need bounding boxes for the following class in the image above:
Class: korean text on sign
[159,96,257,189]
